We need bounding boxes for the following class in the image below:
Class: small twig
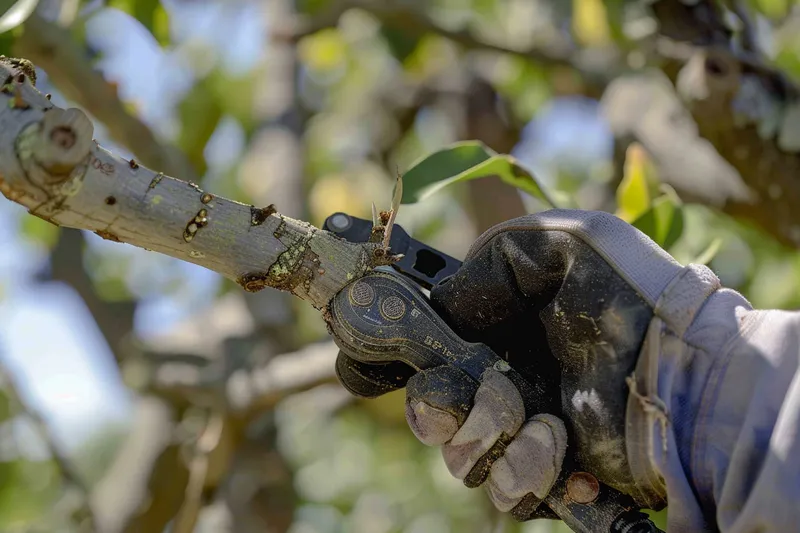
[371,201,379,228]
[172,411,226,533]
[382,172,403,250]
[0,362,95,530]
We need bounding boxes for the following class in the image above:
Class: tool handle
[328,270,663,533]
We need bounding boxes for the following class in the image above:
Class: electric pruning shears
[323,212,664,533]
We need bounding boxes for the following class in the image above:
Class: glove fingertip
[405,400,459,446]
[406,365,478,427]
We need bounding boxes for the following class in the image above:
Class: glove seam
[625,316,669,509]
[651,264,721,339]
[624,289,745,510]
[690,310,768,519]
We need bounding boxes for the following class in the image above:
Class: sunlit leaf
[646,508,668,531]
[19,215,60,249]
[309,175,366,227]
[747,0,790,19]
[630,195,684,250]
[775,41,800,83]
[472,0,500,18]
[693,237,723,265]
[0,0,38,34]
[572,0,611,47]
[151,4,170,46]
[400,141,554,206]
[616,143,656,222]
[298,28,347,73]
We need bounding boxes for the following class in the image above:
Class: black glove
[334,210,684,518]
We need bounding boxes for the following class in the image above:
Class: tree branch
[90,288,338,533]
[91,396,189,533]
[0,57,394,310]
[464,78,528,233]
[13,14,198,181]
[649,0,800,248]
[172,412,226,533]
[40,228,136,361]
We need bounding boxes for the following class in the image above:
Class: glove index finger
[405,365,478,446]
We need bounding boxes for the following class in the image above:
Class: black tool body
[323,212,461,289]
[323,213,663,533]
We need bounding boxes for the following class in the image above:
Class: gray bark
[0,57,394,310]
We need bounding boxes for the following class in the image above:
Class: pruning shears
[323,212,664,533]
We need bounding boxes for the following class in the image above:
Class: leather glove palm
[334,210,684,518]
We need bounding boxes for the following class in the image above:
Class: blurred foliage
[0,377,66,532]
[19,216,60,251]
[0,0,800,532]
[107,0,169,45]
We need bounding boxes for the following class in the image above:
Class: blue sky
[0,1,611,451]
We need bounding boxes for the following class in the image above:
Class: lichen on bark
[0,56,393,312]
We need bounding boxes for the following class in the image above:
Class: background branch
[38,228,136,362]
[648,0,800,248]
[279,0,616,93]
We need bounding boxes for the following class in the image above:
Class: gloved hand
[334,209,704,519]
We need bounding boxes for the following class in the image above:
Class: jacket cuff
[624,264,723,509]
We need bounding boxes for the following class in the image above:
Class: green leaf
[400,141,553,206]
[380,25,420,63]
[0,0,38,34]
[572,0,611,47]
[747,0,789,19]
[0,389,11,422]
[296,0,332,15]
[19,215,60,249]
[645,508,668,531]
[0,459,60,527]
[0,27,14,56]
[177,76,223,176]
[493,57,551,122]
[208,68,257,133]
[616,143,654,222]
[693,237,723,265]
[630,195,684,250]
[108,0,169,46]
